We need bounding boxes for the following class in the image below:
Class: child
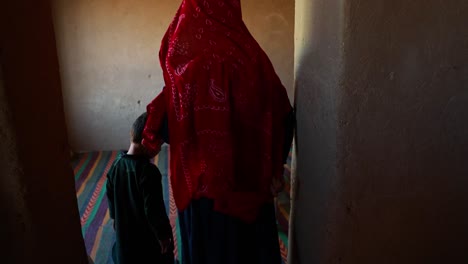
[106,112,173,264]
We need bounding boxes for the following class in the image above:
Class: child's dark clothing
[106,152,173,264]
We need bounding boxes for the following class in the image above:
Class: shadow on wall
[292,0,343,263]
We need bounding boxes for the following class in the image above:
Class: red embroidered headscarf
[143,0,292,222]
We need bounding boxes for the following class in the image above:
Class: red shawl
[143,0,291,223]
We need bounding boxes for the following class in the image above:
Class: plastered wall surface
[243,0,295,99]
[335,1,468,262]
[52,0,294,151]
[0,1,87,263]
[293,0,343,262]
[293,0,468,263]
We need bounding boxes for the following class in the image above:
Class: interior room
[2,0,468,264]
[51,0,294,263]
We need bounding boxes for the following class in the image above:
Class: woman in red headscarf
[143,0,293,263]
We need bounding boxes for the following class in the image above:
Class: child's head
[131,112,148,144]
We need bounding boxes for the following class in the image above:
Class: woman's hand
[270,174,285,197]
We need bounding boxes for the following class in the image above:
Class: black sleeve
[106,168,115,220]
[140,164,172,241]
[282,110,295,164]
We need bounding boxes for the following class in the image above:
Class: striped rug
[72,145,290,264]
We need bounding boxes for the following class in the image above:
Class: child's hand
[159,238,172,254]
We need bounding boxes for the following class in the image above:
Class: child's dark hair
[131,112,148,144]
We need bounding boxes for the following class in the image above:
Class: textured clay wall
[0,1,87,263]
[334,1,468,262]
[52,0,294,151]
[293,0,343,263]
[294,0,468,263]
